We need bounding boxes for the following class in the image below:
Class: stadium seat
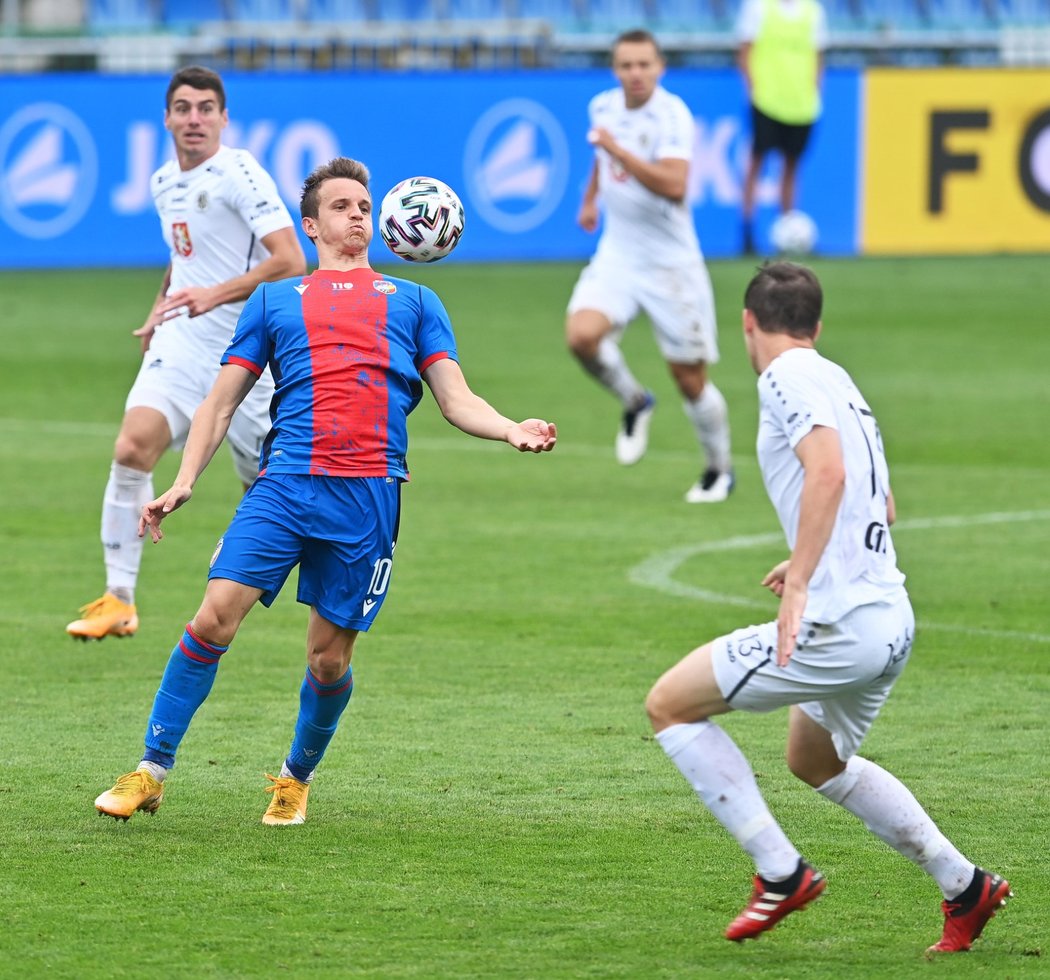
[88,0,161,31]
[587,0,656,29]
[448,0,509,19]
[515,0,578,27]
[229,0,301,21]
[163,0,230,30]
[306,0,371,21]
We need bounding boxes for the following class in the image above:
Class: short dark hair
[744,262,823,339]
[613,28,663,60]
[166,66,226,111]
[300,157,372,224]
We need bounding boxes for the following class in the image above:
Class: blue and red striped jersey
[222,267,458,479]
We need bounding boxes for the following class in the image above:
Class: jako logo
[463,98,569,234]
[0,103,98,239]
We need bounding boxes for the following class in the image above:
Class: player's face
[307,178,374,257]
[165,85,228,169]
[612,40,664,109]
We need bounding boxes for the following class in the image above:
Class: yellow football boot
[95,770,164,821]
[262,773,310,826]
[66,593,138,640]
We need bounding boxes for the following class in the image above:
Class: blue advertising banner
[0,67,859,268]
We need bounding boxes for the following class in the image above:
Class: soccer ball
[770,210,818,255]
[378,176,465,263]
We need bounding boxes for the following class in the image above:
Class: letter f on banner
[927,110,990,213]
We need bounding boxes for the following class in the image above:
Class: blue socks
[139,628,351,783]
[142,625,227,769]
[284,666,354,782]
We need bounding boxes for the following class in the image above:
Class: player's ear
[813,319,823,342]
[301,215,316,241]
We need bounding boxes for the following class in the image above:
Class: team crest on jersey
[209,537,223,568]
[373,279,396,294]
[172,221,193,257]
[196,191,209,211]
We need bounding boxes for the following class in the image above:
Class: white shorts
[125,326,273,484]
[566,254,719,364]
[711,592,915,761]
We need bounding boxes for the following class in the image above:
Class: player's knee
[113,430,162,471]
[566,326,597,360]
[788,748,846,788]
[565,312,607,359]
[308,648,351,684]
[307,634,356,683]
[645,679,678,732]
[189,606,240,648]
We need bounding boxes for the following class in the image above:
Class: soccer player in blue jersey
[94,157,557,826]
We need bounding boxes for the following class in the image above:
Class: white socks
[683,383,732,473]
[656,721,801,881]
[280,761,314,784]
[657,724,976,899]
[137,761,167,783]
[101,461,153,601]
[816,756,975,898]
[579,337,646,408]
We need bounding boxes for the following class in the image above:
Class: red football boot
[725,861,826,942]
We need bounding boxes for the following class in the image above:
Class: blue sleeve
[415,283,458,371]
[222,283,269,376]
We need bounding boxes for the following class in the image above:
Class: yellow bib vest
[751,0,821,125]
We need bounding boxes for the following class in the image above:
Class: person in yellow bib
[737,0,827,254]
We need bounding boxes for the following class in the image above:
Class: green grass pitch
[0,256,1046,978]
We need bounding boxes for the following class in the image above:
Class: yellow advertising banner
[864,68,1050,253]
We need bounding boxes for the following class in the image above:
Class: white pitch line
[628,510,1050,644]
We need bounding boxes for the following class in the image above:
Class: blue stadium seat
[448,0,509,18]
[580,0,656,30]
[514,0,579,26]
[230,0,299,21]
[821,0,869,28]
[659,0,734,30]
[163,0,230,29]
[306,0,371,21]
[365,0,431,19]
[89,0,160,31]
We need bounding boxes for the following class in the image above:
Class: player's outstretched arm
[423,359,557,453]
[138,363,259,543]
[505,419,558,453]
[140,485,193,544]
[132,263,174,353]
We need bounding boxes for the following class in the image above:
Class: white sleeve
[655,95,695,162]
[226,150,295,240]
[760,359,837,449]
[736,0,764,42]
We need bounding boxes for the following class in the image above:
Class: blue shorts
[208,473,401,631]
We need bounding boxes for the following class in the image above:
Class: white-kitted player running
[646,261,1010,951]
[566,28,733,503]
[67,65,306,641]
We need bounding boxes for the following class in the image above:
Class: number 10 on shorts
[362,557,392,617]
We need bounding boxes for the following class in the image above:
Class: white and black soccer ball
[378,176,465,263]
[770,210,818,255]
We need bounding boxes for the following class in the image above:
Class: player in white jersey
[67,66,306,641]
[566,29,733,504]
[645,263,1010,951]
